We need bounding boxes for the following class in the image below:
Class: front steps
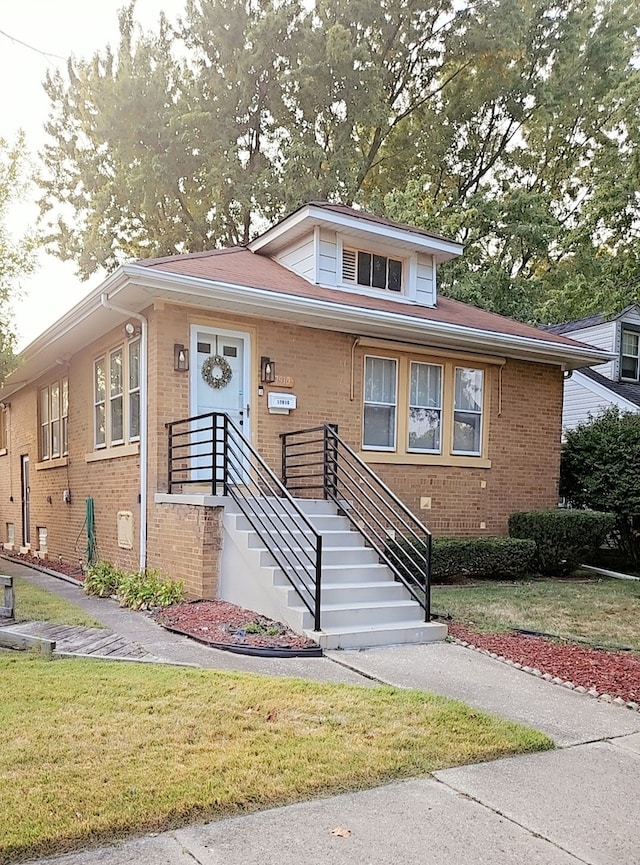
[220,498,447,650]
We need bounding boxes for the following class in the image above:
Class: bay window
[362,353,488,463]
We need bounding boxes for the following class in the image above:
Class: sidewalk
[6,558,640,865]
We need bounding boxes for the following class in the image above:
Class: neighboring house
[0,203,609,647]
[543,305,640,431]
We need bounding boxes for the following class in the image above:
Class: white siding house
[543,306,640,431]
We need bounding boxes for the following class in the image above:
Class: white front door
[190,326,251,484]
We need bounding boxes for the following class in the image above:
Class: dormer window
[621,327,640,382]
[343,248,403,293]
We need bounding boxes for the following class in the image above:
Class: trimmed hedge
[388,536,537,584]
[508,509,615,575]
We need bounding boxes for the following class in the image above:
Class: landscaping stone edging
[450,636,640,713]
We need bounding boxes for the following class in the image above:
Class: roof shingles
[138,247,592,350]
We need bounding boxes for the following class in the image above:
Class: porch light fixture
[174,343,189,372]
[260,356,276,383]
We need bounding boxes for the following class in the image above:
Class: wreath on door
[201,354,233,389]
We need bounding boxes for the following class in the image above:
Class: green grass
[433,577,640,653]
[0,654,552,862]
[13,577,102,628]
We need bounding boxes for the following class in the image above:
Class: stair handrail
[167,412,323,630]
[281,424,432,621]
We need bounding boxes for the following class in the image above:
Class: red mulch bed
[1,550,84,580]
[155,600,320,653]
[447,621,640,704]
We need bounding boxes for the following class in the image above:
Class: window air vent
[342,248,356,282]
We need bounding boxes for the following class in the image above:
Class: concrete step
[233,512,353,534]
[272,562,393,586]
[291,599,424,630]
[306,620,448,650]
[281,579,409,606]
[261,545,379,568]
[244,528,362,549]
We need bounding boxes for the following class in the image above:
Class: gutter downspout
[100,294,148,571]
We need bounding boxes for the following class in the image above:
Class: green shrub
[84,562,185,610]
[561,408,640,568]
[508,509,615,575]
[432,537,536,581]
[387,536,536,584]
[84,561,122,598]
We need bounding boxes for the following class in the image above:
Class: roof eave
[118,266,612,370]
[248,203,464,263]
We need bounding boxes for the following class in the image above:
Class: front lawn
[0,654,552,862]
[432,577,640,653]
[12,577,102,628]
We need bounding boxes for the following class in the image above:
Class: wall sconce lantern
[174,343,189,372]
[260,356,276,383]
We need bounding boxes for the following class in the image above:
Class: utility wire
[0,28,66,62]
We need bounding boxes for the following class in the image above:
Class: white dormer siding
[272,234,317,283]
[250,204,463,308]
[561,321,616,379]
[271,227,437,306]
[415,253,436,306]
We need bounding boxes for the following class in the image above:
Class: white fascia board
[122,264,612,369]
[248,204,463,262]
[571,370,640,412]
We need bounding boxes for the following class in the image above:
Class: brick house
[0,203,608,647]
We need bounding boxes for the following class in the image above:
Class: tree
[560,408,640,569]
[0,135,36,383]
[38,0,640,327]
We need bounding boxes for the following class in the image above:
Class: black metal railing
[281,424,432,621]
[166,413,323,630]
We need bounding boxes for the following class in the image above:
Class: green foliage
[432,537,537,582]
[560,408,640,568]
[508,509,616,575]
[0,135,37,382]
[36,0,640,325]
[84,560,122,598]
[389,536,537,583]
[85,561,185,609]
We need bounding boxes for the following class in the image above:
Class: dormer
[248,202,463,308]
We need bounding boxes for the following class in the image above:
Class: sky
[1,0,184,348]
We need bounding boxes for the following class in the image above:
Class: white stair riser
[282,582,408,606]
[272,564,392,586]
[311,622,447,650]
[261,546,379,568]
[234,513,351,533]
[244,529,362,549]
[294,601,423,630]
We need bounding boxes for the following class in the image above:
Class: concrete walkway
[4,558,640,865]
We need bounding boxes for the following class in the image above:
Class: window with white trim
[39,377,69,460]
[621,327,640,382]
[94,338,141,448]
[343,248,403,293]
[363,356,397,449]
